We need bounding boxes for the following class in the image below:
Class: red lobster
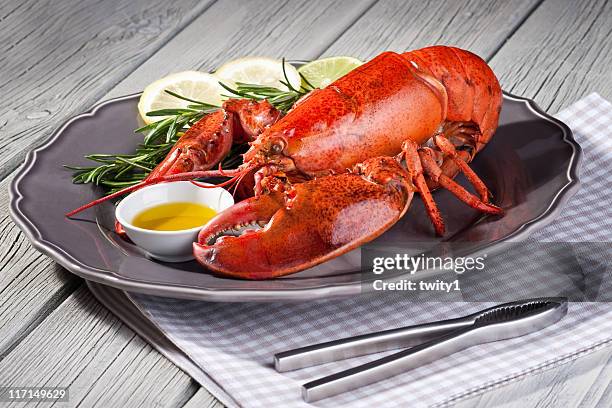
[69,46,504,280]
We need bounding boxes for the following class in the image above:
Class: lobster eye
[271,140,285,154]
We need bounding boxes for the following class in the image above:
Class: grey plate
[9,92,581,302]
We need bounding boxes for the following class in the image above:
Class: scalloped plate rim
[8,90,582,301]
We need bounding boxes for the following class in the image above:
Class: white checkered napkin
[531,93,612,242]
[126,94,612,408]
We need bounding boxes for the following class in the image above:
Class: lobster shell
[403,46,502,152]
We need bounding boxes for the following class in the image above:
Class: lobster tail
[403,46,502,152]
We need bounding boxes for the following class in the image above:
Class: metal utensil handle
[302,326,476,403]
[274,317,471,372]
[302,298,569,402]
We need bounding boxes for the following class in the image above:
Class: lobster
[69,46,504,280]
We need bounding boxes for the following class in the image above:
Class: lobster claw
[194,157,414,279]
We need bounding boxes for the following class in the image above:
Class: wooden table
[1,0,610,406]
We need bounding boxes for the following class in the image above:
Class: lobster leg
[418,147,503,215]
[399,138,502,236]
[401,140,445,235]
[433,133,491,203]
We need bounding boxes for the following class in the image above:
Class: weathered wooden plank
[489,0,612,112]
[106,0,377,98]
[579,348,612,407]
[0,0,214,181]
[454,345,612,407]
[181,387,224,408]
[323,0,541,60]
[0,285,198,407]
[0,179,80,359]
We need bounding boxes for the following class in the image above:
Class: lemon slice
[214,57,301,91]
[138,71,225,124]
[298,56,363,89]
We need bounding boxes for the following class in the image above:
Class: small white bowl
[115,181,234,262]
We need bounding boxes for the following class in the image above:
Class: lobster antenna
[190,173,241,189]
[65,167,246,217]
[190,165,252,195]
[230,171,249,196]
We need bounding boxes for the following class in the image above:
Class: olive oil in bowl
[132,202,217,231]
[115,181,234,262]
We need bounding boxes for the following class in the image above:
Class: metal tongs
[274,297,567,402]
